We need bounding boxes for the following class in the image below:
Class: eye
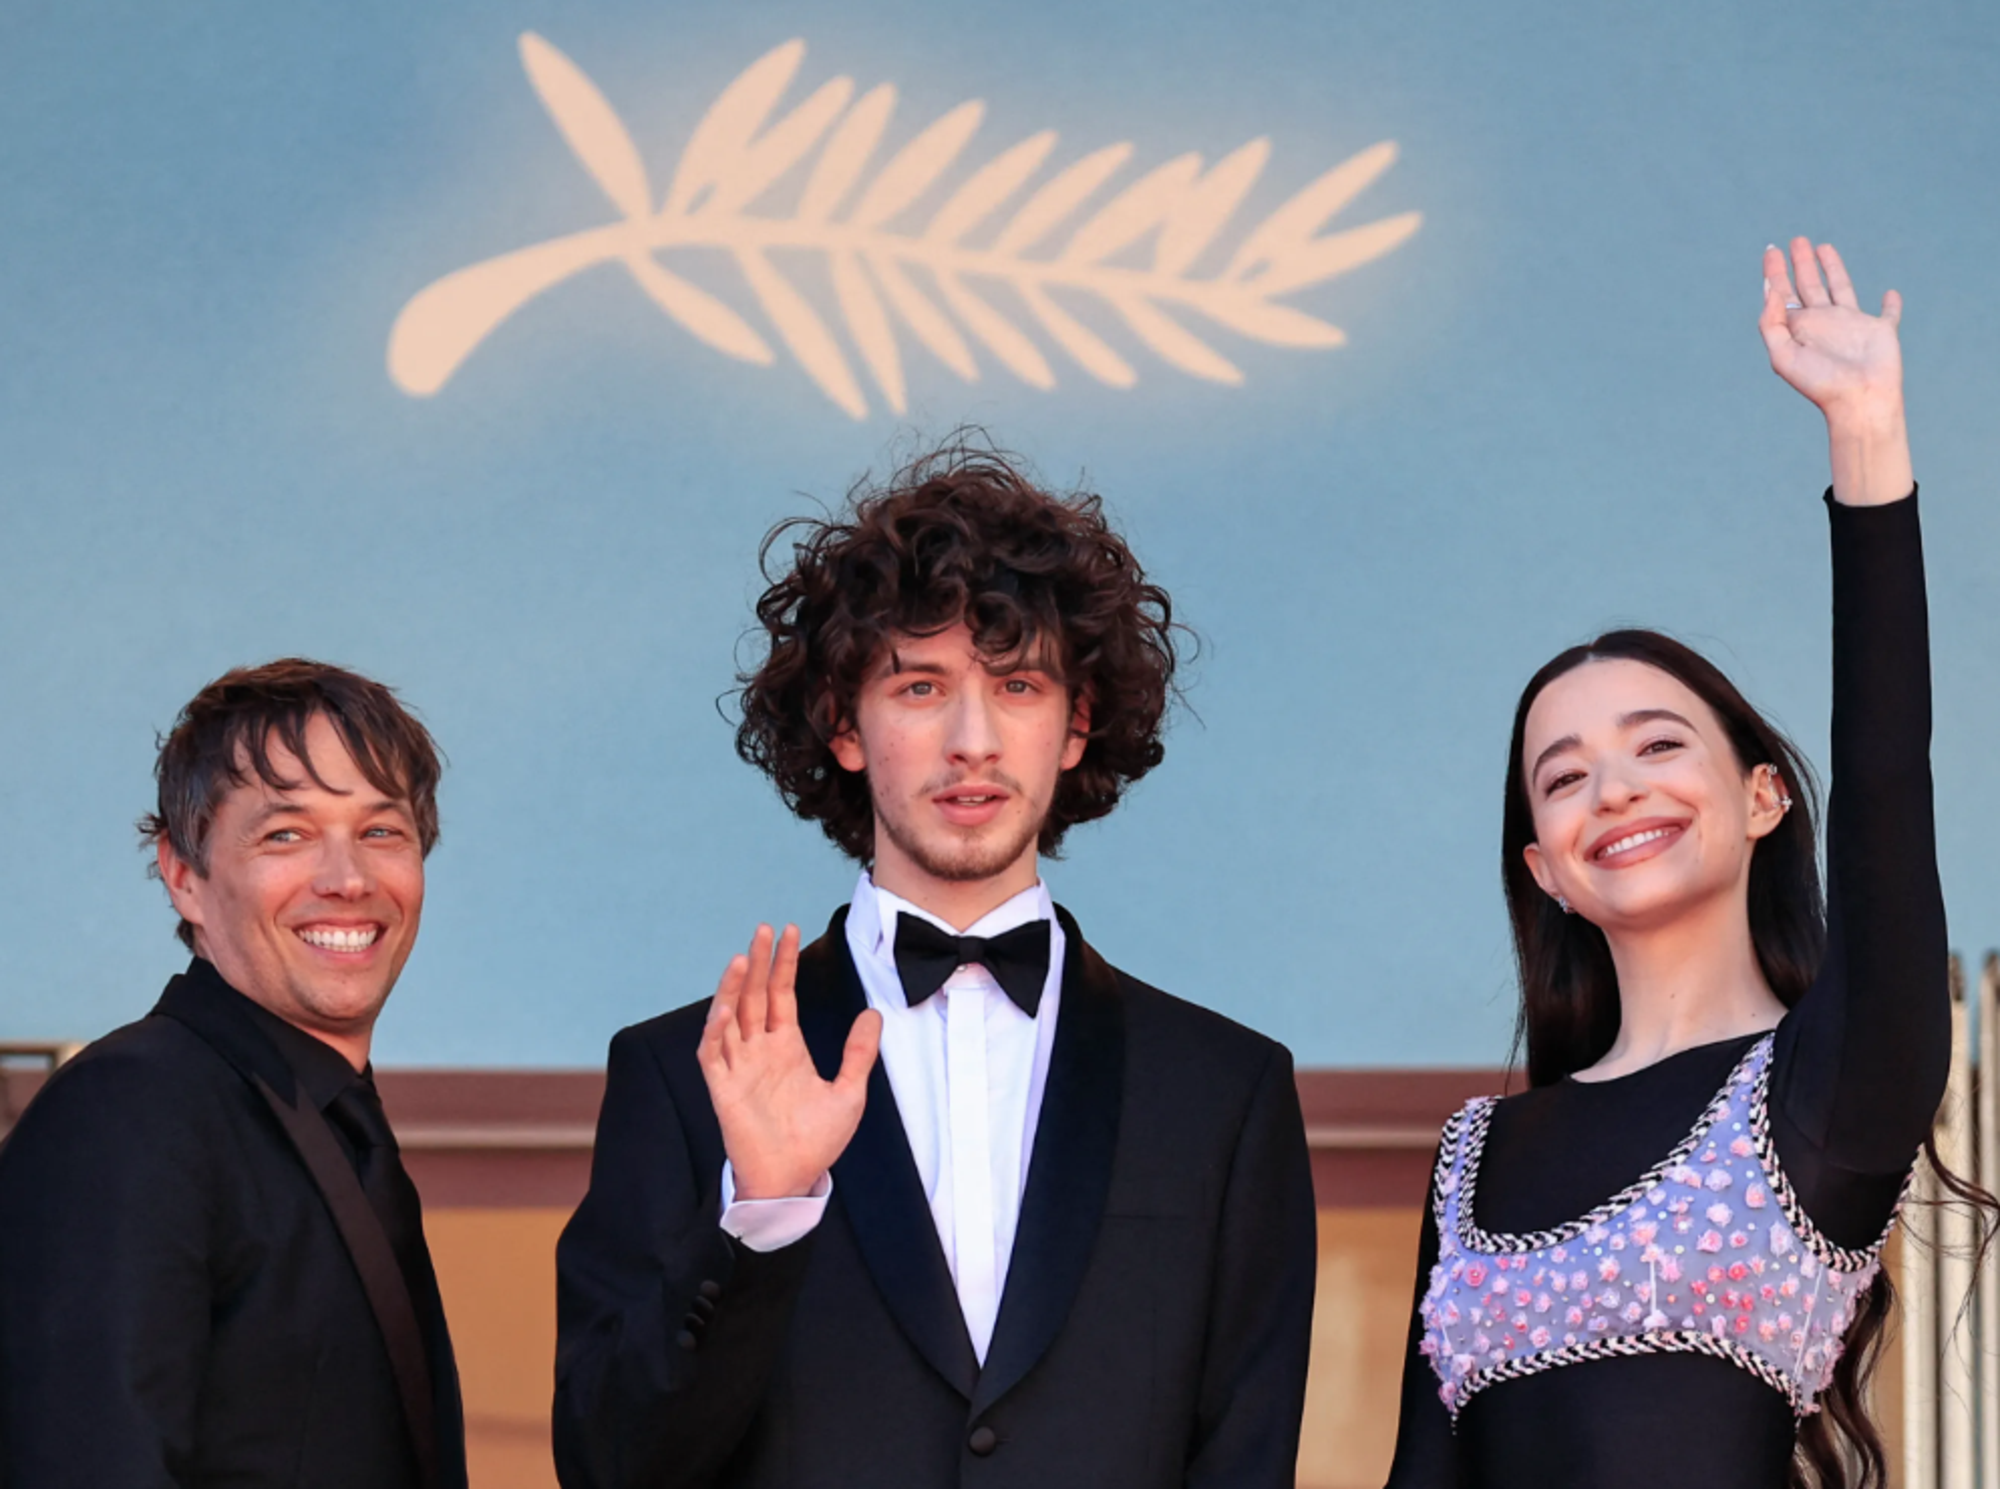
[904,680,936,697]
[1001,677,1034,695]
[362,825,404,840]
[1638,736,1685,757]
[1542,768,1584,796]
[265,827,302,844]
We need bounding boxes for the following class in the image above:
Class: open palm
[698,923,881,1200]
[1759,239,1902,414]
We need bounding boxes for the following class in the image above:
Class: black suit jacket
[0,963,466,1489]
[554,908,1317,1489]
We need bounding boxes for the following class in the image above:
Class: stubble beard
[874,776,1051,885]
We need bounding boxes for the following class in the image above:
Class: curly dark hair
[735,441,1181,862]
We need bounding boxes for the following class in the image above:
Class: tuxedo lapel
[796,912,980,1400]
[972,907,1125,1416]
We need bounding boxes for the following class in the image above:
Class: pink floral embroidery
[1419,1038,1889,1421]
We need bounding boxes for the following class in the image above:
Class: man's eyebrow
[243,797,409,827]
[880,645,1063,678]
[1530,709,1700,779]
[884,650,950,676]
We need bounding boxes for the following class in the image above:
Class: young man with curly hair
[554,448,1317,1489]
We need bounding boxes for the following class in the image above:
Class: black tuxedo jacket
[554,908,1317,1489]
[0,964,466,1489]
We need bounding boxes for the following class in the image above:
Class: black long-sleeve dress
[1384,491,1949,1489]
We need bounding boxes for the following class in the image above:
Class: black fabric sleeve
[552,1026,814,1489]
[0,1051,217,1488]
[1769,490,1951,1248]
[1184,1043,1320,1489]
[1384,1166,1463,1488]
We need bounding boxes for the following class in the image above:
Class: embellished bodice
[1418,1035,1893,1419]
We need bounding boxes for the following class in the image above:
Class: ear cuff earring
[1766,763,1794,813]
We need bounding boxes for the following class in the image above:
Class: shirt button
[967,1426,997,1456]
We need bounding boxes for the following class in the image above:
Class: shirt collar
[185,956,369,1113]
[850,870,1054,963]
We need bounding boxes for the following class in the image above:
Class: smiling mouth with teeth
[1595,827,1675,860]
[297,926,381,951]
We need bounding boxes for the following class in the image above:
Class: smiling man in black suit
[554,446,1317,1488]
[0,661,465,1489]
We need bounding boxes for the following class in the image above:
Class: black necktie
[893,913,1053,1016]
[327,1075,438,1327]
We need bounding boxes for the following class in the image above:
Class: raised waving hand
[697,923,882,1200]
[1760,238,1912,506]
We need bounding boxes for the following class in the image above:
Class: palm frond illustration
[388,35,1422,418]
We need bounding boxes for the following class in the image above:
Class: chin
[1588,881,1711,930]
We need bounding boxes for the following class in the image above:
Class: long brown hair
[1500,628,1988,1489]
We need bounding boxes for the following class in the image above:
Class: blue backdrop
[3,0,1994,1066]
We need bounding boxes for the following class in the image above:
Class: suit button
[967,1426,997,1456]
[691,1294,716,1320]
[698,1280,722,1300]
[676,1330,699,1351]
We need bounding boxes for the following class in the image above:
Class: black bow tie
[892,913,1053,1016]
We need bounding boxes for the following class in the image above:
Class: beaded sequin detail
[1419,1035,1895,1418]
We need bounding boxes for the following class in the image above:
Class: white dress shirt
[719,871,1065,1363]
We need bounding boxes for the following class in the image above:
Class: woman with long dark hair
[1384,239,1953,1489]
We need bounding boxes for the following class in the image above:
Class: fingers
[738,924,773,1041]
[1758,247,1797,362]
[1818,243,1859,309]
[834,1008,884,1098]
[1790,237,1831,307]
[1880,287,1903,328]
[767,924,802,1033]
[1762,243,1795,308]
[701,954,750,1072]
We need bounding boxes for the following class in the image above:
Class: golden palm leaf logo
[388,35,1421,418]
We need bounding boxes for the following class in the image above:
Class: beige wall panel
[428,1209,568,1489]
[1297,1208,1423,1489]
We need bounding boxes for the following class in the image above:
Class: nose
[312,833,374,899]
[1593,761,1647,813]
[944,687,1002,768]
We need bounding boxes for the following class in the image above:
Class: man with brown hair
[0,659,466,1489]
[555,448,1317,1488]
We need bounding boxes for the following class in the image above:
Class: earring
[1766,764,1793,813]
[1555,893,1572,915]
